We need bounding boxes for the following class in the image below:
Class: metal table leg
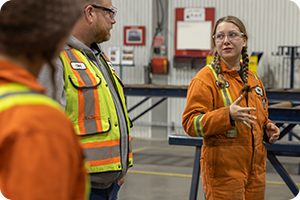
[267,151,299,196]
[189,146,202,200]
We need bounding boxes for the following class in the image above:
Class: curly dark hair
[0,0,83,62]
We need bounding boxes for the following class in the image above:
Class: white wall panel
[99,0,300,138]
[101,0,153,138]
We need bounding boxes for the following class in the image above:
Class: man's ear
[84,5,94,23]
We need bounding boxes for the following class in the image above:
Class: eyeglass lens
[215,31,243,42]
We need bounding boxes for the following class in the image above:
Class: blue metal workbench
[124,84,300,100]
[124,84,300,123]
[124,84,300,199]
[169,135,300,200]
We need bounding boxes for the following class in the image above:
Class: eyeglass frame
[88,4,117,22]
[212,31,245,42]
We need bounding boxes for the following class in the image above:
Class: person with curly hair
[0,0,88,199]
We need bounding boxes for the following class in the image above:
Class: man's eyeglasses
[91,5,117,22]
[213,31,245,42]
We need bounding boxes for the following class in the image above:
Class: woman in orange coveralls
[182,16,280,200]
[0,0,88,199]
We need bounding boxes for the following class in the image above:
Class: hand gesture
[229,95,257,129]
[265,123,280,144]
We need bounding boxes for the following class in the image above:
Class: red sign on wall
[124,26,146,46]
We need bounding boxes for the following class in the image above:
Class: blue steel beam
[189,146,202,200]
[278,124,297,140]
[267,151,299,196]
[124,84,187,98]
[131,97,167,122]
[268,108,300,123]
[169,135,203,146]
[124,84,300,101]
[127,97,151,113]
[266,89,300,101]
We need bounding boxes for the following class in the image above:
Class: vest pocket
[68,74,101,89]
[79,117,111,136]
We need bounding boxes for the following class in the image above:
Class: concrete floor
[119,138,300,200]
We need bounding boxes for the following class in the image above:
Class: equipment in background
[146,0,168,81]
[151,36,168,74]
[249,52,263,74]
[272,46,300,88]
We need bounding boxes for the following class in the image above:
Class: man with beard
[38,0,133,199]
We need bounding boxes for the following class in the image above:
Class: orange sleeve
[182,71,234,137]
[0,105,87,200]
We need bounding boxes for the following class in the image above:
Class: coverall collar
[220,59,244,83]
[0,60,45,93]
[220,59,260,88]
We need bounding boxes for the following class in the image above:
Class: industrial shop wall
[100,0,300,139]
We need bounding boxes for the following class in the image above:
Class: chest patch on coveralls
[215,80,230,88]
[254,86,264,97]
[71,62,87,70]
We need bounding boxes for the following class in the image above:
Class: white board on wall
[177,21,212,50]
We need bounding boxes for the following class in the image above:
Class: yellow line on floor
[128,170,300,186]
[132,146,150,153]
[128,170,193,178]
[132,146,194,153]
[146,146,195,152]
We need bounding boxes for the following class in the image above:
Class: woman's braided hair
[211,16,251,98]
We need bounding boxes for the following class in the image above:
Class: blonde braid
[213,51,227,89]
[241,46,251,98]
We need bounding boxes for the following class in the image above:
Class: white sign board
[177,21,212,50]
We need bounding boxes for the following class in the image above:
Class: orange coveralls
[0,60,87,200]
[182,60,272,200]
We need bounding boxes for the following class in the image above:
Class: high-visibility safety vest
[60,48,133,173]
[194,63,238,138]
[0,83,90,199]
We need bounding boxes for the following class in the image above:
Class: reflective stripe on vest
[62,49,104,135]
[193,64,238,138]
[60,48,133,173]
